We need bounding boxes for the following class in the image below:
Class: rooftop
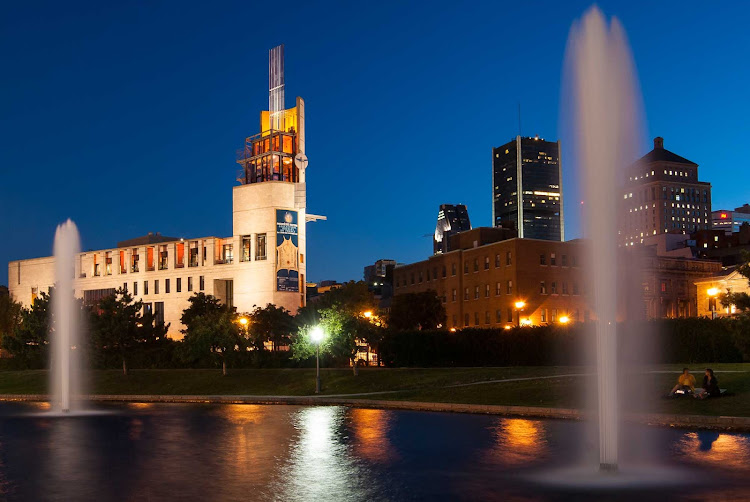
[635,137,697,166]
[117,232,181,248]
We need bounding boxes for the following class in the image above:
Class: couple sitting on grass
[669,367,722,399]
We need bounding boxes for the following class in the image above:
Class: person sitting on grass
[669,367,696,396]
[697,368,721,399]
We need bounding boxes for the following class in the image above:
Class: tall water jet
[566,7,642,471]
[50,219,83,413]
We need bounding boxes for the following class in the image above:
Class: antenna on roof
[517,102,522,137]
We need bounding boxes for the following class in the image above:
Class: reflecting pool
[0,402,748,501]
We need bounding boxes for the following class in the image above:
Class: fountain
[50,219,83,413]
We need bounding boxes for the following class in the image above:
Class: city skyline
[2,1,748,286]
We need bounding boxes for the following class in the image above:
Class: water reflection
[486,418,547,467]
[271,407,382,502]
[349,408,396,463]
[675,431,750,470]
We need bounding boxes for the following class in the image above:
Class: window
[540,281,547,294]
[154,302,165,326]
[474,286,479,300]
[496,282,501,296]
[485,311,491,324]
[474,259,479,272]
[495,254,500,267]
[507,308,513,323]
[411,273,415,285]
[144,303,152,317]
[562,255,568,266]
[144,281,149,295]
[484,257,490,270]
[131,249,140,272]
[105,252,112,276]
[551,282,557,294]
[199,276,205,291]
[241,236,252,262]
[93,254,100,277]
[464,262,469,274]
[187,277,193,292]
[433,267,438,280]
[661,281,667,292]
[442,266,447,278]
[506,251,512,266]
[419,271,423,283]
[155,280,160,295]
[507,280,513,295]
[426,269,430,281]
[541,309,547,323]
[464,288,469,301]
[189,242,199,267]
[464,314,470,327]
[176,278,182,293]
[562,282,568,294]
[147,247,155,271]
[550,253,556,266]
[452,263,457,276]
[551,309,558,322]
[452,289,457,302]
[256,234,267,260]
[474,312,479,326]
[573,282,579,295]
[572,255,578,267]
[485,284,490,297]
[133,281,138,296]
[540,254,546,265]
[158,245,168,270]
[123,282,127,292]
[176,242,185,268]
[222,244,234,264]
[496,309,502,323]
[165,279,170,294]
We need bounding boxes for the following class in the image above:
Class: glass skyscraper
[492,136,563,241]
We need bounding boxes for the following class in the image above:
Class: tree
[292,308,383,375]
[1,291,52,367]
[247,303,296,351]
[720,251,750,312]
[181,310,244,375]
[180,293,227,334]
[0,293,22,352]
[90,288,168,375]
[388,290,446,331]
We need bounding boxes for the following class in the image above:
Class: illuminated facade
[433,204,471,254]
[712,204,750,235]
[492,136,563,241]
[394,228,592,329]
[620,137,712,247]
[8,45,319,338]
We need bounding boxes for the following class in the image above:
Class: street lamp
[514,300,526,327]
[239,317,248,326]
[363,311,373,319]
[707,287,719,319]
[310,326,325,394]
[559,315,570,324]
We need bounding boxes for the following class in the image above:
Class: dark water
[0,402,748,501]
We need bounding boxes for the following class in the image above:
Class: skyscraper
[492,136,563,241]
[434,204,471,254]
[619,137,712,246]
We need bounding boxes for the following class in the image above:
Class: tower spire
[269,45,285,130]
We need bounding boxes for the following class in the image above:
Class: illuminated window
[241,236,252,262]
[256,234,267,260]
[199,276,205,291]
[187,277,193,292]
[485,284,490,297]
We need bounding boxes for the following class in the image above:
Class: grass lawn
[1,364,748,417]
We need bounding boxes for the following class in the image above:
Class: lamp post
[310,326,325,394]
[514,301,526,327]
[707,287,719,320]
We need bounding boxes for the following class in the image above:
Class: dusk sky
[2,1,748,286]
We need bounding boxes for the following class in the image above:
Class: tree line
[0,282,446,374]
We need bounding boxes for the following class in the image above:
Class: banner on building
[276,209,299,292]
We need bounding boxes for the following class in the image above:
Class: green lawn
[1,365,748,417]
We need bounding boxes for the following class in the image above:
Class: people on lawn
[669,367,696,396]
[697,368,721,399]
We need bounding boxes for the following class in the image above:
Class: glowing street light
[559,315,570,324]
[363,311,373,319]
[514,300,526,326]
[707,288,719,297]
[239,317,249,326]
[310,326,325,393]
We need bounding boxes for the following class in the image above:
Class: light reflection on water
[0,402,749,501]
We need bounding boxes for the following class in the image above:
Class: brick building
[393,228,592,329]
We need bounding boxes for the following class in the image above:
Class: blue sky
[1,1,748,286]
